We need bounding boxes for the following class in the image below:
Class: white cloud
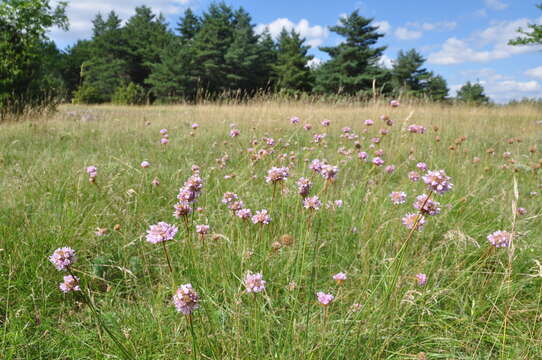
[407,21,457,32]
[428,17,542,65]
[255,18,329,48]
[484,0,508,11]
[394,27,422,40]
[525,66,542,79]
[307,58,323,69]
[378,55,393,69]
[374,20,391,34]
[49,0,192,47]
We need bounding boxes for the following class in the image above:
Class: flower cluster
[59,275,81,293]
[86,166,97,183]
[244,272,266,293]
[296,177,312,198]
[407,124,426,134]
[487,230,512,248]
[316,292,334,305]
[160,128,169,145]
[173,284,200,315]
[390,191,407,205]
[252,209,271,225]
[423,170,453,195]
[265,167,289,183]
[402,213,426,231]
[303,195,322,211]
[413,194,441,216]
[146,222,178,244]
[174,172,204,218]
[49,247,77,271]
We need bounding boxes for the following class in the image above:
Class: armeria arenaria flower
[86,166,97,178]
[416,273,427,286]
[173,284,200,315]
[228,200,245,212]
[390,99,400,107]
[195,224,210,236]
[390,191,407,205]
[297,177,312,197]
[266,167,289,183]
[309,159,323,173]
[413,194,441,216]
[252,210,271,225]
[372,157,384,166]
[303,195,322,210]
[333,272,347,284]
[364,119,374,126]
[320,164,339,181]
[49,247,77,271]
[487,230,512,248]
[358,152,368,161]
[290,116,300,124]
[313,133,326,143]
[146,222,178,244]
[141,161,150,168]
[222,192,238,204]
[303,123,312,131]
[321,119,331,127]
[160,138,169,145]
[408,171,420,182]
[342,127,352,133]
[385,165,395,174]
[236,208,252,220]
[244,272,266,293]
[402,213,426,231]
[59,275,80,293]
[407,124,426,134]
[423,170,453,195]
[173,202,192,218]
[416,162,428,171]
[230,128,240,137]
[191,123,199,129]
[316,291,334,305]
[160,128,168,135]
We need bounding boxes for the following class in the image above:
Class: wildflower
[59,275,81,293]
[413,194,441,216]
[146,222,178,244]
[517,207,527,216]
[372,157,384,166]
[141,161,150,168]
[228,200,245,212]
[271,241,282,251]
[321,119,330,127]
[49,247,77,271]
[151,177,160,186]
[316,291,334,305]
[385,165,395,173]
[408,171,420,182]
[266,167,289,183]
[303,123,312,131]
[86,166,97,178]
[333,272,347,284]
[303,195,322,210]
[402,213,426,231]
[342,127,351,133]
[390,191,407,205]
[160,128,168,135]
[423,170,453,195]
[236,208,252,220]
[407,124,426,134]
[416,273,427,286]
[358,152,368,161]
[309,159,323,173]
[95,227,108,236]
[265,137,275,146]
[244,272,266,293]
[297,177,312,197]
[375,148,384,157]
[195,224,210,236]
[290,116,300,124]
[364,119,374,126]
[313,133,326,143]
[371,137,381,144]
[160,138,169,145]
[173,284,200,315]
[390,99,400,107]
[334,199,343,208]
[320,164,339,181]
[173,202,192,218]
[191,123,199,129]
[487,230,512,248]
[222,192,238,204]
[351,303,362,312]
[252,210,271,225]
[380,128,389,135]
[416,162,428,171]
[230,129,240,137]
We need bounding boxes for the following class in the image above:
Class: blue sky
[50,0,542,102]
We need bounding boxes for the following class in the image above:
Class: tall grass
[1,102,541,359]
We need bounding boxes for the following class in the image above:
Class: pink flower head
[222,192,239,204]
[416,273,427,286]
[380,128,389,135]
[487,230,512,248]
[407,124,426,134]
[290,116,300,124]
[236,208,252,220]
[49,247,77,271]
[372,157,384,166]
[151,177,160,186]
[364,119,374,126]
[390,191,407,205]
[371,137,381,144]
[160,138,169,145]
[358,152,368,161]
[173,283,200,315]
[86,166,97,178]
[59,275,80,293]
[146,222,178,244]
[413,194,441,216]
[265,137,275,146]
[297,177,312,197]
[173,202,192,218]
[191,123,199,129]
[230,128,240,137]
[408,171,420,182]
[313,133,327,143]
[402,213,426,231]
[195,224,210,235]
[266,167,289,183]
[320,164,339,181]
[342,127,352,133]
[517,207,527,216]
[416,162,428,171]
[160,128,168,135]
[252,210,271,225]
[316,291,334,306]
[303,123,313,131]
[321,119,331,127]
[375,149,384,157]
[244,272,266,293]
[309,159,323,173]
[385,165,395,174]
[228,200,245,212]
[334,199,343,208]
[141,161,150,168]
[390,99,400,107]
[333,272,347,284]
[303,195,322,210]
[423,170,453,195]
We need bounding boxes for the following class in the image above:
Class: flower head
[160,128,168,135]
[402,213,426,231]
[320,164,339,181]
[372,157,384,166]
[244,272,266,293]
[173,284,200,315]
[230,128,240,137]
[390,99,400,107]
[487,230,512,248]
[316,291,334,306]
[290,116,300,124]
[297,177,312,197]
[236,208,252,220]
[49,247,77,271]
[252,210,271,225]
[333,272,347,284]
[303,195,322,211]
[146,222,178,244]
[86,166,97,178]
[413,194,441,216]
[321,119,331,127]
[416,273,427,286]
[141,161,150,168]
[303,123,312,131]
[390,191,407,205]
[364,119,374,126]
[195,224,210,235]
[266,167,289,183]
[191,123,199,129]
[160,138,169,145]
[408,171,420,182]
[173,202,192,218]
[423,170,453,195]
[222,192,239,204]
[59,275,80,293]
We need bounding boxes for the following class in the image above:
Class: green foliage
[112,82,146,105]
[456,81,490,105]
[508,4,542,46]
[273,29,314,93]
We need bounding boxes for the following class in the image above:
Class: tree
[456,81,490,104]
[425,73,449,102]
[0,0,68,118]
[314,10,387,96]
[391,49,429,96]
[273,28,313,94]
[508,4,542,46]
[176,8,200,41]
[253,29,278,91]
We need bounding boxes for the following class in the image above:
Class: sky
[49,0,542,103]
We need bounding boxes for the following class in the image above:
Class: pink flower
[364,119,374,126]
[236,208,252,220]
[402,213,425,231]
[316,291,334,305]
[390,100,400,107]
[191,123,199,129]
[358,152,368,161]
[222,192,239,204]
[146,222,178,244]
[487,230,512,248]
[49,247,77,271]
[416,273,427,286]
[151,177,160,186]
[160,138,169,145]
[342,127,351,133]
[297,177,312,197]
[423,170,453,195]
[173,202,192,218]
[408,171,420,182]
[310,159,323,173]
[290,116,300,124]
[372,157,384,166]
[321,119,331,127]
[86,166,97,178]
[333,272,347,284]
[313,133,326,143]
[230,129,240,137]
[59,275,81,293]
[390,191,407,205]
[385,165,395,173]
[371,137,381,144]
[160,128,168,135]
[141,161,150,168]
[320,164,339,181]
[303,195,322,210]
[303,123,313,131]
[244,272,266,293]
[173,284,199,315]
[517,207,527,215]
[407,124,426,134]
[413,194,441,216]
[416,162,428,171]
[266,167,289,183]
[195,224,210,235]
[252,210,271,225]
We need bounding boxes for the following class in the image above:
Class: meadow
[1,102,542,359]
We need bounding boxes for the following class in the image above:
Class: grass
[1,102,542,359]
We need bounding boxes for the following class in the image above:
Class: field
[1,102,542,359]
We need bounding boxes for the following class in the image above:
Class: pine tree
[508,4,542,46]
[425,73,449,102]
[176,8,200,41]
[391,49,429,96]
[456,81,490,104]
[254,29,278,91]
[273,28,313,94]
[314,10,387,95]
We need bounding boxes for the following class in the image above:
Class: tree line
[3,0,541,117]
